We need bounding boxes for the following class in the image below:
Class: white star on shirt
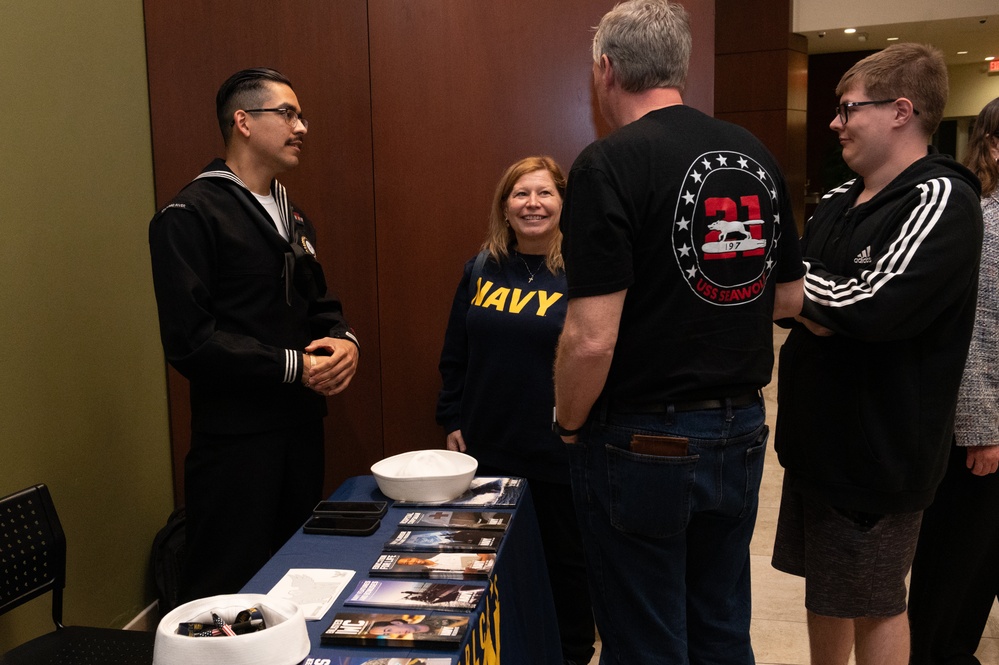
[686,265,698,279]
[683,191,695,206]
[679,243,691,257]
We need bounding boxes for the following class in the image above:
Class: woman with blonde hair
[437,156,595,665]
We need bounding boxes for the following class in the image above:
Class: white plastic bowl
[153,594,308,665]
[371,449,478,502]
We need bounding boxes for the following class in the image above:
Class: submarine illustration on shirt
[701,219,767,254]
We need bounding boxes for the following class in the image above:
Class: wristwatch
[552,421,583,436]
[551,407,583,436]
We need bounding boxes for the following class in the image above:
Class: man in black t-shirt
[552,1,804,662]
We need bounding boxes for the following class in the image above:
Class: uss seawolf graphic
[673,150,783,306]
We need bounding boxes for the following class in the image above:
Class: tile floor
[586,325,999,664]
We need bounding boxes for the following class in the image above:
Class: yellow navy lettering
[473,279,563,316]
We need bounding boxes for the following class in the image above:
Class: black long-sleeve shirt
[149,159,354,434]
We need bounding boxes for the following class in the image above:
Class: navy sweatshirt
[436,253,569,484]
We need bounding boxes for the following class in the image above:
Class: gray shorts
[771,479,922,618]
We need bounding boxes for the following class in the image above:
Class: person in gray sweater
[909,95,999,665]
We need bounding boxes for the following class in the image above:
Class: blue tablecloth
[241,475,562,664]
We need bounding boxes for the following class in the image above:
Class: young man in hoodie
[771,44,983,665]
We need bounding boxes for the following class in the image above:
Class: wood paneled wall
[715,0,807,233]
[143,0,716,499]
[806,51,878,197]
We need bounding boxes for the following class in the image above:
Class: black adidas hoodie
[775,149,983,513]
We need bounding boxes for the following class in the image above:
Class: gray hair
[592,0,691,93]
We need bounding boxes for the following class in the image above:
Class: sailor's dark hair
[215,67,293,143]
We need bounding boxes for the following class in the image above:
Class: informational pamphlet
[345,579,486,612]
[321,610,470,649]
[267,568,355,620]
[370,550,495,580]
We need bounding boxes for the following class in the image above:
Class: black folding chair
[0,484,154,664]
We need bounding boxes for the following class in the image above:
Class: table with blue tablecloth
[241,475,562,664]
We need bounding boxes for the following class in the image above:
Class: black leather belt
[606,391,760,414]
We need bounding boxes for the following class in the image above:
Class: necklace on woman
[516,252,546,283]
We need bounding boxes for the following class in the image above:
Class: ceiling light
[844,28,857,34]
[957,51,968,55]
[987,56,996,62]
[887,37,899,41]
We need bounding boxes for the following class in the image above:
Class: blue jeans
[568,400,767,665]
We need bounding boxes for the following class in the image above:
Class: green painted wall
[0,0,173,649]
